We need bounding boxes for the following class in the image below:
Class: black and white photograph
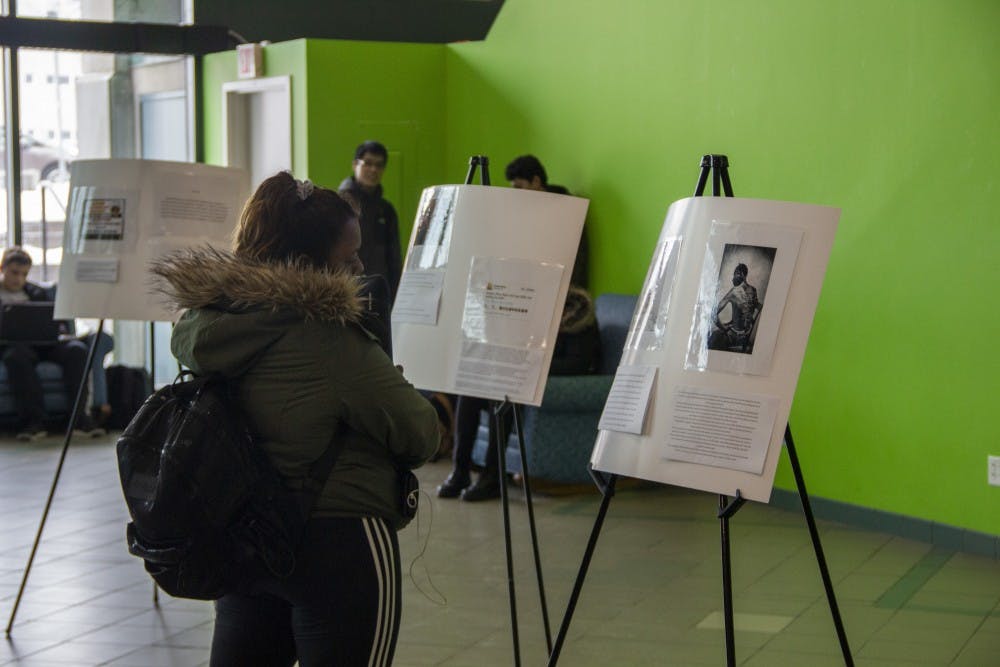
[707,243,776,355]
[685,220,802,377]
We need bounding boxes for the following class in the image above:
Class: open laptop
[0,302,65,346]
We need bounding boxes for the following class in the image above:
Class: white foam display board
[392,185,588,406]
[590,196,839,502]
[54,159,249,322]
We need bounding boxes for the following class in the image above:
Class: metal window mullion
[3,43,22,246]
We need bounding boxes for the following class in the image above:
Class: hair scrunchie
[296,178,314,201]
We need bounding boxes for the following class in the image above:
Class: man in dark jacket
[0,246,101,441]
[339,141,402,303]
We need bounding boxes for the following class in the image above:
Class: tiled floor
[1,433,998,666]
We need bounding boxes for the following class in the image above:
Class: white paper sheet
[663,385,778,474]
[453,341,545,403]
[598,365,658,435]
[392,270,446,326]
[151,170,243,237]
[74,258,120,283]
[461,257,564,349]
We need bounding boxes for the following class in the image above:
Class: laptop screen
[0,302,65,345]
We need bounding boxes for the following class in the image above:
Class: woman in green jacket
[152,172,439,666]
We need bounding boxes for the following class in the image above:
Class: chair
[471,293,638,484]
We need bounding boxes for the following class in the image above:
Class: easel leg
[718,491,746,667]
[6,320,105,635]
[784,424,854,666]
[494,401,521,667]
[464,155,491,186]
[149,322,160,609]
[547,471,617,667]
[510,403,553,652]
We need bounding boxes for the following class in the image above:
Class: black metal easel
[465,154,491,187]
[464,155,552,665]
[149,322,161,608]
[6,319,106,635]
[548,155,853,666]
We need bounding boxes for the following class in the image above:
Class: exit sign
[237,43,263,79]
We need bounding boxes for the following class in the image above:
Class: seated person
[86,327,114,426]
[0,247,105,441]
[437,285,601,501]
[504,154,589,288]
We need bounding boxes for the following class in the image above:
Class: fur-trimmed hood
[150,246,364,324]
[560,285,597,335]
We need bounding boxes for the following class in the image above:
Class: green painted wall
[444,0,999,535]
[202,40,310,176]
[202,38,446,242]
[302,39,447,241]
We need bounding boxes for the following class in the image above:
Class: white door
[222,76,291,187]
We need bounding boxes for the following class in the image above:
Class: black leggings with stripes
[209,516,401,667]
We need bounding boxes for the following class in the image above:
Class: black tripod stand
[462,155,552,665]
[547,155,854,666]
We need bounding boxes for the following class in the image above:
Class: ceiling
[194,0,505,44]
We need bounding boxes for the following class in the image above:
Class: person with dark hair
[152,171,439,666]
[504,154,569,195]
[708,263,762,353]
[339,140,402,303]
[0,246,105,441]
[504,154,587,287]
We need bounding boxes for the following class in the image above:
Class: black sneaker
[437,471,472,498]
[72,417,107,438]
[16,424,48,442]
[461,475,502,502]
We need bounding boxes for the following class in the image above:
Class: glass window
[6,0,194,381]
[17,0,190,24]
[18,47,193,278]
[17,46,192,376]
[0,59,7,250]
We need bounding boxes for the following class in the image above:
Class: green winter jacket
[151,247,439,529]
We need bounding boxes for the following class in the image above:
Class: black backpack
[116,372,339,600]
[105,365,153,430]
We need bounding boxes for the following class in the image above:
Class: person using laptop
[0,247,104,441]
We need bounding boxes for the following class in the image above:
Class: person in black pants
[209,517,400,665]
[436,395,515,501]
[0,247,102,441]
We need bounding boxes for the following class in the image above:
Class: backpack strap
[191,368,345,522]
[294,421,347,518]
